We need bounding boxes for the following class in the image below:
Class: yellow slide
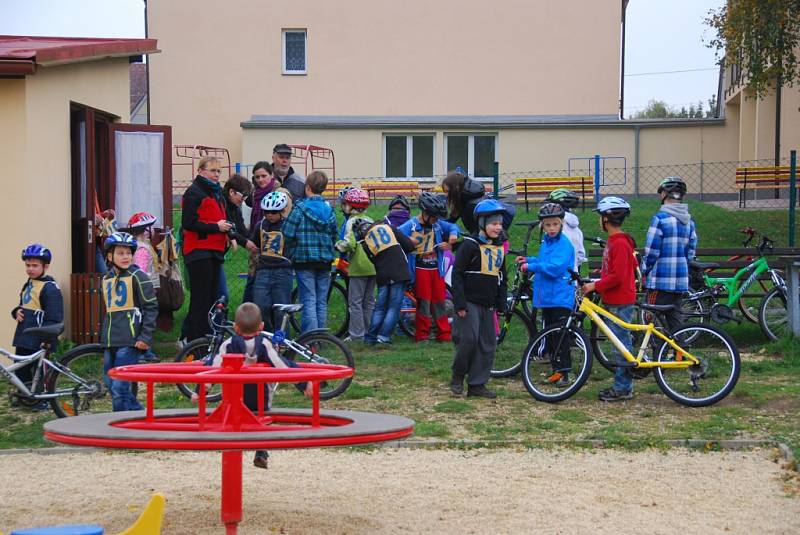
[118,493,166,535]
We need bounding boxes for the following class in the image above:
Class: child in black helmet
[385,195,411,227]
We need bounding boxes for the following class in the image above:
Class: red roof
[0,36,159,75]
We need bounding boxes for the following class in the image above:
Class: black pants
[183,256,222,341]
[13,346,37,386]
[646,290,684,334]
[541,307,572,373]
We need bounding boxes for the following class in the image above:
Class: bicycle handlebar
[514,221,541,228]
[584,236,606,246]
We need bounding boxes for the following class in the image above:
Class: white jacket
[563,211,586,271]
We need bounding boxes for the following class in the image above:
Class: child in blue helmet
[101,232,159,411]
[11,244,64,407]
[450,199,509,398]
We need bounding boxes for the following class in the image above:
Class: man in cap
[271,144,306,201]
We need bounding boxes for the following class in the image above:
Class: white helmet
[260,190,289,212]
[594,196,631,224]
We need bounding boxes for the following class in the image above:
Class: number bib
[365,224,399,255]
[412,230,435,255]
[260,230,285,258]
[103,277,135,312]
[21,279,45,311]
[479,244,504,276]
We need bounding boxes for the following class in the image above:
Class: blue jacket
[283,195,338,266]
[525,232,575,310]
[398,217,460,279]
[11,276,64,350]
[643,203,697,292]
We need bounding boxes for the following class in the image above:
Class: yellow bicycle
[521,272,741,406]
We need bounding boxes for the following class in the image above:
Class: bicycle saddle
[689,260,719,270]
[22,323,64,339]
[639,303,675,313]
[272,303,303,314]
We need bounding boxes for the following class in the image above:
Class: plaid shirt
[282,195,338,265]
[642,211,697,292]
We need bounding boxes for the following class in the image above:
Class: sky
[2,0,725,119]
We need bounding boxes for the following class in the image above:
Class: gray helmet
[538,202,566,220]
[419,191,447,218]
[658,177,687,199]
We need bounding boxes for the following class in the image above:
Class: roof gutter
[0,59,37,76]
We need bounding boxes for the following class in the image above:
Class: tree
[630,99,712,119]
[705,0,800,97]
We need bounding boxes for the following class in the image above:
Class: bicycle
[521,271,740,407]
[397,246,456,339]
[0,323,121,418]
[175,296,354,401]
[288,259,350,338]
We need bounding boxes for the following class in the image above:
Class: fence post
[493,161,499,199]
[235,162,241,174]
[593,154,601,201]
[633,126,640,198]
[790,150,797,247]
[699,160,705,201]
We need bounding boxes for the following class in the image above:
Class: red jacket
[595,232,637,305]
[181,177,228,256]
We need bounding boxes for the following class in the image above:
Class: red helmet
[343,188,370,210]
[127,212,157,230]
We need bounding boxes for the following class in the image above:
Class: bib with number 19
[365,224,398,255]
[479,244,504,276]
[103,277,135,312]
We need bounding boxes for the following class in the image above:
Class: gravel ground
[0,448,798,534]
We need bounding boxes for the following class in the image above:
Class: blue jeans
[365,282,405,343]
[253,267,293,332]
[217,263,229,301]
[104,347,145,412]
[95,245,108,274]
[242,274,255,304]
[606,304,634,393]
[295,269,331,333]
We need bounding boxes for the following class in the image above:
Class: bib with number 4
[365,224,398,255]
[103,276,135,312]
[479,244,504,276]
[260,230,285,258]
[412,230,435,255]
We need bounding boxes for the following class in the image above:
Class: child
[100,232,158,411]
[126,212,161,289]
[450,200,509,399]
[355,218,417,345]
[282,171,339,333]
[11,244,64,403]
[385,195,411,227]
[335,188,376,342]
[517,203,575,387]
[251,190,293,332]
[399,192,459,342]
[546,188,586,271]
[193,303,312,468]
[581,197,637,401]
[243,161,277,304]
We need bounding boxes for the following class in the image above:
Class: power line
[625,67,718,77]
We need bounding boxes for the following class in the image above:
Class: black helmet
[352,218,373,242]
[658,177,687,199]
[419,191,447,218]
[538,202,566,220]
[546,188,580,209]
[389,194,410,212]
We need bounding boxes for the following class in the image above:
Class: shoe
[598,388,633,402]
[140,353,161,363]
[467,384,497,399]
[555,374,570,388]
[541,371,563,385]
[376,339,392,346]
[253,450,269,469]
[450,374,464,396]
[29,400,50,412]
[343,336,361,343]
[176,338,188,350]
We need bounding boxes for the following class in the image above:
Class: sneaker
[450,374,464,396]
[376,339,393,346]
[555,373,570,388]
[253,450,269,469]
[176,338,188,351]
[598,388,633,402]
[541,371,563,385]
[467,384,497,399]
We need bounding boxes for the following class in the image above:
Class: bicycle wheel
[174,338,223,402]
[289,280,350,338]
[588,309,654,380]
[759,286,789,341]
[47,344,113,417]
[521,326,592,403]
[491,308,534,378]
[653,323,740,407]
[285,331,354,400]
[398,291,416,338]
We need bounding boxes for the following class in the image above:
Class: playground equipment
[44,356,414,534]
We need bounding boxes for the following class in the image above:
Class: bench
[362,181,422,204]
[514,176,594,211]
[321,180,353,201]
[735,166,798,208]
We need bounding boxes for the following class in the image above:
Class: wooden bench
[514,176,594,211]
[362,181,422,204]
[321,180,353,201]
[735,166,798,208]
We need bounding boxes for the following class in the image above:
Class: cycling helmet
[658,176,687,199]
[260,190,290,212]
[594,196,631,224]
[389,194,410,212]
[419,191,448,218]
[473,198,508,229]
[104,232,137,253]
[343,188,370,211]
[352,218,374,242]
[337,186,354,204]
[126,212,157,231]
[538,202,566,220]
[546,188,580,209]
[21,243,52,264]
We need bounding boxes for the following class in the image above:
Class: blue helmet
[474,199,509,229]
[22,243,52,264]
[104,232,138,253]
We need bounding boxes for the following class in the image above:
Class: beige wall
[0,59,130,346]
[149,0,623,162]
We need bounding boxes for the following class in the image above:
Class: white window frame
[382,134,436,180]
[282,29,307,75]
[443,133,499,180]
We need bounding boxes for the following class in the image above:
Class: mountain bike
[521,271,740,407]
[288,259,350,338]
[0,323,122,418]
[175,296,354,401]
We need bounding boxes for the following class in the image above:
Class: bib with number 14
[479,244,504,276]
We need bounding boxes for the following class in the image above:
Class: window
[383,135,435,178]
[282,30,306,74]
[445,134,497,178]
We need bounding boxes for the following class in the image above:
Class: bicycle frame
[0,347,92,399]
[577,298,699,369]
[703,256,783,307]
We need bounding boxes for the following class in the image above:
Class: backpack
[155,229,185,312]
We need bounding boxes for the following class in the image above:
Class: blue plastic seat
[11,526,104,535]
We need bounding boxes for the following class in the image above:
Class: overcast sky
[3,0,725,118]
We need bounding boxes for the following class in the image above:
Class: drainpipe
[144,0,151,125]
[619,0,628,119]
